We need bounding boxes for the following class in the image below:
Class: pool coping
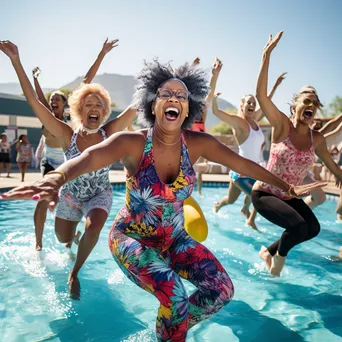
[0,171,339,199]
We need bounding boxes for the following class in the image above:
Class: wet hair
[238,94,256,116]
[49,90,68,103]
[132,60,209,128]
[290,85,323,116]
[68,83,112,128]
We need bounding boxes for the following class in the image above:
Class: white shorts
[55,189,112,222]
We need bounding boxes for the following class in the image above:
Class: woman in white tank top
[211,63,286,229]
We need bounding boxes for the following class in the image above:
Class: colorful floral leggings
[110,228,234,342]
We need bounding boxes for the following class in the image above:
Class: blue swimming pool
[0,187,341,342]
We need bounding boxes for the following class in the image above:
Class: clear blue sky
[1,0,342,113]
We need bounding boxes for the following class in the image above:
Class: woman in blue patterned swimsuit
[0,40,136,299]
[2,60,323,341]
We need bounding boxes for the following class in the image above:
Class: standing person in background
[212,59,286,229]
[16,134,32,182]
[32,38,118,251]
[0,133,12,178]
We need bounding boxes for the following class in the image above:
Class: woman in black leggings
[252,31,342,276]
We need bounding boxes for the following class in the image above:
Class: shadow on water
[217,252,342,339]
[192,300,305,342]
[48,277,147,342]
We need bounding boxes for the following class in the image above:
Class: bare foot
[270,252,286,277]
[240,206,250,219]
[65,241,72,248]
[339,247,342,258]
[73,231,82,245]
[35,244,42,251]
[246,218,258,231]
[214,202,221,213]
[259,246,272,270]
[69,273,81,300]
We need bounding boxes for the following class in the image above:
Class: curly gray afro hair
[133,60,209,128]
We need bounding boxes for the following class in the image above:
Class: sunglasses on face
[302,98,321,108]
[157,88,190,102]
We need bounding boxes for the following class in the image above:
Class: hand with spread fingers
[0,173,63,210]
[102,38,119,54]
[275,72,287,86]
[263,31,283,57]
[291,182,328,198]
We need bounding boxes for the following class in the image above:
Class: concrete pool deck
[0,170,340,197]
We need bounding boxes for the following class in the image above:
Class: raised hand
[102,38,119,54]
[212,57,223,76]
[263,31,283,57]
[192,57,200,66]
[0,40,20,61]
[32,66,41,79]
[275,72,287,86]
[292,182,327,198]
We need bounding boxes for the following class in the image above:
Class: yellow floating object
[184,196,208,242]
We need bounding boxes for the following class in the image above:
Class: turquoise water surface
[0,187,341,342]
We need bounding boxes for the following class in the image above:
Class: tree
[327,96,342,116]
[210,122,233,135]
[45,88,72,102]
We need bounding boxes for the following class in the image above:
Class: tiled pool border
[0,182,339,200]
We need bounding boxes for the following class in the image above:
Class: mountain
[0,73,236,129]
[61,73,237,129]
[0,82,54,96]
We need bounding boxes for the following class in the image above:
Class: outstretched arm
[315,132,342,188]
[206,57,222,105]
[200,134,326,197]
[0,41,71,141]
[103,106,137,136]
[212,93,246,132]
[1,132,135,202]
[254,72,287,122]
[32,67,51,110]
[319,113,342,135]
[82,38,119,85]
[324,121,342,148]
[256,32,290,142]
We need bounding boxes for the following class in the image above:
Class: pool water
[0,187,341,342]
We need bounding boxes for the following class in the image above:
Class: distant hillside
[0,82,54,96]
[0,73,236,129]
[61,73,237,129]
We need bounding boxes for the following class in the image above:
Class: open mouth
[164,107,180,121]
[88,114,99,123]
[303,109,314,119]
[51,103,59,110]
[247,108,254,114]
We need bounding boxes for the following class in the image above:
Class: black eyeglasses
[157,88,190,102]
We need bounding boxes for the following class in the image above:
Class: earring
[152,111,155,115]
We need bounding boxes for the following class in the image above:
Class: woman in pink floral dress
[252,32,342,277]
